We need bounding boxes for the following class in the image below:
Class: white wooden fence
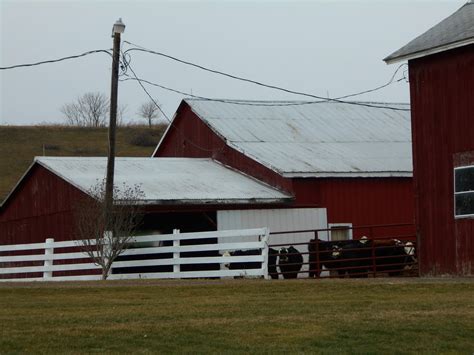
[0,228,270,282]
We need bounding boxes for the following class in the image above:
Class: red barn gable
[154,99,415,239]
[385,2,474,275]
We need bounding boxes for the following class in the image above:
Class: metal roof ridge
[228,140,412,143]
[184,98,410,106]
[34,156,214,162]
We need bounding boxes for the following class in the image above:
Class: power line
[336,63,407,100]
[0,49,112,70]
[124,56,226,153]
[119,64,407,108]
[120,47,407,106]
[119,75,325,107]
[123,41,409,111]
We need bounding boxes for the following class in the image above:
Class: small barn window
[328,223,353,241]
[454,166,474,218]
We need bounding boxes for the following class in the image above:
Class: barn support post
[43,238,54,279]
[173,229,180,274]
[261,228,270,279]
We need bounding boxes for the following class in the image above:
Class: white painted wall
[217,208,328,276]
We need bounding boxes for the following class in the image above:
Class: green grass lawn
[0,278,473,354]
[0,125,166,203]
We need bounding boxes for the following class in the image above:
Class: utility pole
[104,18,125,229]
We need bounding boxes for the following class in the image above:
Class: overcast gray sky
[0,0,465,126]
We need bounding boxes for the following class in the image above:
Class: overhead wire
[0,49,112,70]
[122,51,226,153]
[123,40,409,111]
[335,63,408,100]
[119,75,325,106]
[120,42,408,107]
[119,62,408,107]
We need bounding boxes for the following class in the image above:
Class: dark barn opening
[113,211,219,275]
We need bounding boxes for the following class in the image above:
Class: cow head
[404,242,416,257]
[394,239,403,246]
[331,245,342,258]
[279,247,289,263]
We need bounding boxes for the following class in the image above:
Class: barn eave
[282,171,413,178]
[136,197,293,206]
[384,38,474,64]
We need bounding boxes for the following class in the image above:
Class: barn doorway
[113,211,219,275]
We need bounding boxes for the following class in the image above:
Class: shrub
[129,132,159,147]
[43,144,60,151]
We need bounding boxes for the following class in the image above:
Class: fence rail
[0,228,270,282]
[0,224,418,282]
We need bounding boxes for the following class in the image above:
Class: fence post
[173,229,180,274]
[43,238,54,279]
[315,231,320,278]
[371,239,377,278]
[261,228,270,279]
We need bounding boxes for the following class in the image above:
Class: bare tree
[61,92,109,127]
[73,180,144,280]
[138,101,160,128]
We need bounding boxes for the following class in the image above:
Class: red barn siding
[0,165,89,244]
[293,178,414,238]
[409,44,474,275]
[155,102,415,239]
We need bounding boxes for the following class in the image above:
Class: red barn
[0,157,291,245]
[385,2,474,275]
[154,99,415,239]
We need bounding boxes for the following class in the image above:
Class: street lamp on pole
[104,18,125,230]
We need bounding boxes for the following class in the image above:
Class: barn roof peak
[384,2,474,64]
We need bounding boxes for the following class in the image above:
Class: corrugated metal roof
[384,2,474,64]
[184,99,412,177]
[34,157,292,205]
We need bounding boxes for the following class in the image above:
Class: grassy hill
[0,125,167,203]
